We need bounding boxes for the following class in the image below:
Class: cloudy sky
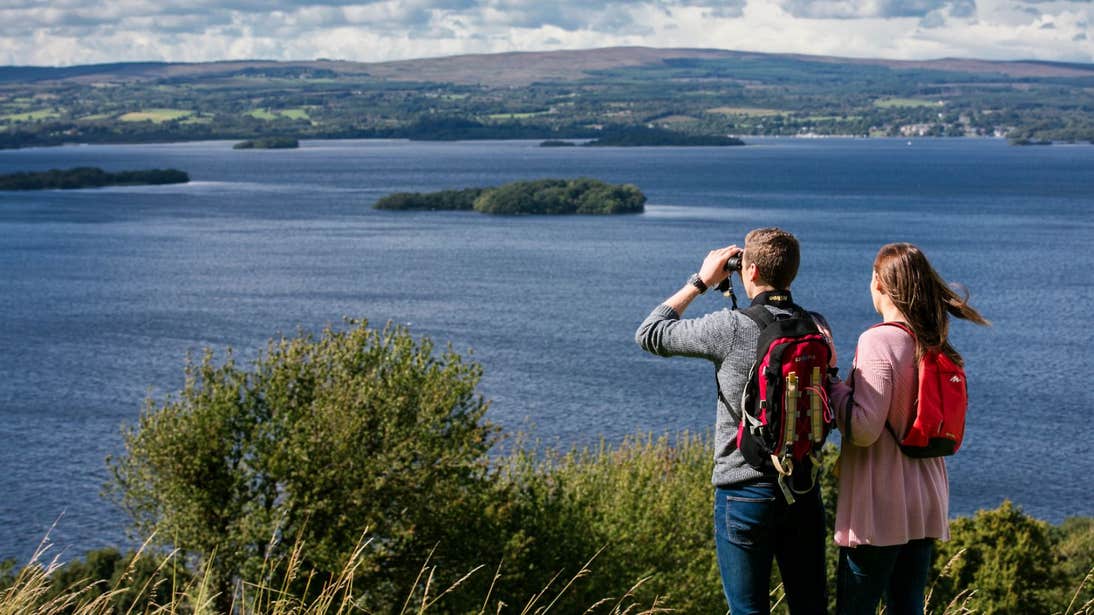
[1,0,1090,67]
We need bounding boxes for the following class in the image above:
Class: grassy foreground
[4,436,1091,614]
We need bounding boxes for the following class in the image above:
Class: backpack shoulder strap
[872,321,915,339]
[740,304,776,329]
[716,306,770,411]
[871,321,918,446]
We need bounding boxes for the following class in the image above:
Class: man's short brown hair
[744,227,799,290]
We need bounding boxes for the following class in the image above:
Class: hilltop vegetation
[375,178,646,215]
[2,320,1090,614]
[1,47,1092,148]
[0,167,188,190]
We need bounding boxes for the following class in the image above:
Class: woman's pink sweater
[829,324,950,548]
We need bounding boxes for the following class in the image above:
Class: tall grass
[5,433,1092,614]
[1,533,671,614]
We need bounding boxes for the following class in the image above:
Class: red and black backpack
[873,322,968,458]
[733,304,835,503]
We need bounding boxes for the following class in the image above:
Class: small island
[585,128,745,147]
[233,137,300,149]
[539,140,578,147]
[0,167,190,191]
[375,178,645,215]
[373,188,485,211]
[1009,138,1054,146]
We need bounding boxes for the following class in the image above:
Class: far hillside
[1,46,1092,148]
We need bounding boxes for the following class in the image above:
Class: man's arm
[663,246,739,316]
[635,245,741,359]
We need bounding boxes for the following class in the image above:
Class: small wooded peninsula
[0,167,189,190]
[374,178,645,215]
[233,137,299,149]
[584,128,745,147]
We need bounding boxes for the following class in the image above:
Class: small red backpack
[876,322,968,458]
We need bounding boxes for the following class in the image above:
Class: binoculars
[716,254,742,294]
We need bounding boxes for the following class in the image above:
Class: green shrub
[108,320,497,612]
[931,500,1060,615]
[1050,517,1094,613]
[493,433,722,612]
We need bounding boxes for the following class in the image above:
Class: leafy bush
[931,500,1060,614]
[108,320,497,612]
[1050,517,1094,614]
[492,433,721,612]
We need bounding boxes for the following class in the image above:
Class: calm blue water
[1,138,1092,562]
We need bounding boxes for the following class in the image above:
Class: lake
[1,137,1091,562]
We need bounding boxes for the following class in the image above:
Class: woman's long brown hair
[874,243,990,365]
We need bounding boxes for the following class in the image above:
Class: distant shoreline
[0,134,1037,152]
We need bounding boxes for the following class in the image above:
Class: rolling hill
[1,46,1091,147]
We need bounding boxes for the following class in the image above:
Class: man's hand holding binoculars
[698,245,743,289]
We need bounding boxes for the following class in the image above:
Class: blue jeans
[836,538,933,615]
[714,481,827,615]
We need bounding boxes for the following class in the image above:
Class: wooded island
[374,178,645,215]
[233,137,299,149]
[0,167,189,190]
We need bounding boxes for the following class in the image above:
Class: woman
[829,243,988,615]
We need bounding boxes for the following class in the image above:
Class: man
[635,227,829,615]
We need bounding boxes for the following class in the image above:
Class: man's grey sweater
[635,302,796,488]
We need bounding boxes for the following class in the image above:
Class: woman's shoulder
[858,323,917,356]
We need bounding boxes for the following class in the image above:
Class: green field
[706,106,785,117]
[118,108,193,122]
[1,109,60,121]
[247,108,278,120]
[247,107,312,120]
[280,108,311,120]
[874,97,942,108]
[805,115,864,121]
[484,111,551,120]
[653,114,701,124]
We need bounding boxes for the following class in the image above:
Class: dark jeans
[714,481,827,615]
[836,538,934,615]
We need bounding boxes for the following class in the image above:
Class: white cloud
[0,0,1090,66]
